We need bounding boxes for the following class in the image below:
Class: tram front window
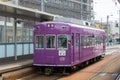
[46,35,56,48]
[58,35,68,48]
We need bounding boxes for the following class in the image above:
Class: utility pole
[80,0,83,20]
[106,15,109,36]
[41,0,45,11]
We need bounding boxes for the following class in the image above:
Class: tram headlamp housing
[47,24,54,28]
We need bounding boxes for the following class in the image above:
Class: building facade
[15,0,93,22]
[94,20,120,43]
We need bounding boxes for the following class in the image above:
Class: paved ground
[58,44,120,80]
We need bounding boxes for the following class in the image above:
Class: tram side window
[99,37,103,45]
[96,37,98,45]
[96,37,101,45]
[58,35,68,48]
[36,36,44,48]
[76,33,79,47]
[101,37,103,45]
[93,37,96,46]
[89,36,92,46]
[98,37,101,45]
[86,36,90,47]
[81,36,86,47]
[80,36,84,47]
[46,35,56,48]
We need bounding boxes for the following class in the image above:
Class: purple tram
[33,21,106,74]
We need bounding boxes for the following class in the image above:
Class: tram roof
[0,2,54,21]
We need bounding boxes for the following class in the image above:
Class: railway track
[2,67,36,80]
[1,46,120,80]
[116,74,120,80]
[0,62,63,80]
[89,52,120,80]
[27,74,63,80]
[89,48,120,80]
[0,59,34,80]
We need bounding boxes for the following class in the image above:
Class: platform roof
[0,2,54,21]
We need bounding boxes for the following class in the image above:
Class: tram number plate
[59,49,66,56]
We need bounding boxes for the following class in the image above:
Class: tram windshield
[46,35,56,48]
[58,35,68,48]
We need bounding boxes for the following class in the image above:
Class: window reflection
[58,35,67,48]
[46,35,55,48]
[36,35,44,48]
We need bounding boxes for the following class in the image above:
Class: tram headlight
[47,24,54,28]
[47,24,51,27]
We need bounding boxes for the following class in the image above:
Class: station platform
[106,44,120,49]
[0,59,33,75]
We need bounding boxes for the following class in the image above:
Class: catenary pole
[41,0,45,11]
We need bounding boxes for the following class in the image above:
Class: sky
[94,0,119,22]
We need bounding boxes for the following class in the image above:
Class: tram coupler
[45,67,53,76]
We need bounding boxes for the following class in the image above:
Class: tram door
[72,33,80,63]
[75,33,80,61]
[72,33,75,62]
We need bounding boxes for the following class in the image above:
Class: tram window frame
[86,36,90,47]
[101,36,103,45]
[89,36,92,47]
[35,35,44,49]
[80,36,87,48]
[76,33,79,47]
[46,34,56,49]
[96,37,98,46]
[80,36,84,47]
[84,36,87,48]
[92,37,96,46]
[98,37,101,45]
[72,33,74,47]
[96,37,101,46]
[99,36,103,45]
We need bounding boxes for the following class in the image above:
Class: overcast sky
[94,0,119,22]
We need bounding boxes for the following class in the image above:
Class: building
[94,20,119,43]
[7,0,94,22]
